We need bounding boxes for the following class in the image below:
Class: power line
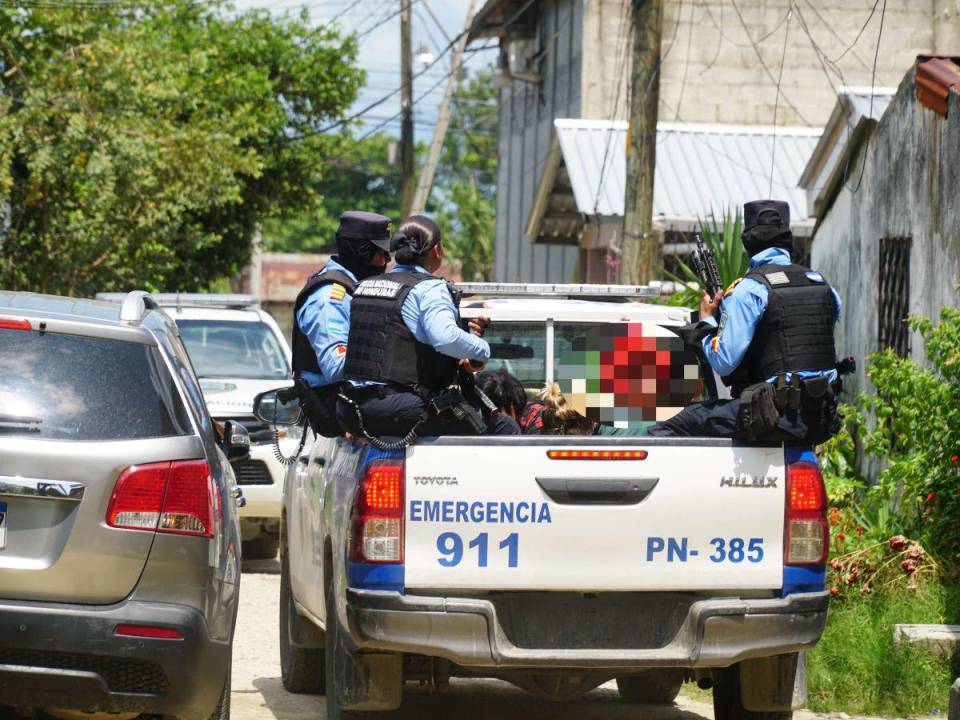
[354,0,420,41]
[845,0,887,195]
[768,5,793,197]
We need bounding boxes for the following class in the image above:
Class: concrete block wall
[583,0,940,128]
[810,74,960,397]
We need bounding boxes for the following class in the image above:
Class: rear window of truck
[0,329,192,441]
[483,321,705,428]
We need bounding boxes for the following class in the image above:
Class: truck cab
[271,284,829,720]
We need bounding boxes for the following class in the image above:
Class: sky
[233,0,498,142]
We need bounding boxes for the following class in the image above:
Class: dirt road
[231,562,901,720]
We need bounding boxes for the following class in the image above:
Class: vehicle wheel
[243,533,279,560]
[713,665,792,720]
[616,670,684,704]
[325,584,377,720]
[207,652,231,720]
[280,552,325,694]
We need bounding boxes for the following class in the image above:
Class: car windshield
[176,319,290,380]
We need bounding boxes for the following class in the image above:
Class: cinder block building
[467,0,960,282]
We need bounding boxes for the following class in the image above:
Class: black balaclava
[335,234,384,281]
[741,200,793,257]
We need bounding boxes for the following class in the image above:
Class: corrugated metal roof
[553,119,823,223]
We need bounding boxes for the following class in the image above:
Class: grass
[806,579,959,716]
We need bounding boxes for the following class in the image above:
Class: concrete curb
[949,677,959,720]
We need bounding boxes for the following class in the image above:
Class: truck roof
[460,298,693,325]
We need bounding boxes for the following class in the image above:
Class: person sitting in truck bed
[336,216,520,440]
[475,368,545,434]
[647,199,843,444]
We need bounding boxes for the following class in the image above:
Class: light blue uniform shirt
[296,258,356,388]
[351,264,490,388]
[701,247,842,383]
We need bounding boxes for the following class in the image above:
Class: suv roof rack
[96,292,259,311]
[457,282,660,301]
[115,290,161,325]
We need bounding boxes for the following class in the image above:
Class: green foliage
[262,133,405,254]
[807,579,957,715]
[665,210,747,307]
[434,68,497,280]
[0,2,362,294]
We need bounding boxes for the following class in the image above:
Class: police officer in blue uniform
[649,200,843,443]
[336,215,520,440]
[290,211,392,436]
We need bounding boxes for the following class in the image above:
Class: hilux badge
[719,475,778,488]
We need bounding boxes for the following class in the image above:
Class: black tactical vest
[291,268,356,380]
[343,272,459,391]
[737,263,838,385]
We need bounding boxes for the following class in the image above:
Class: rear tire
[280,552,325,694]
[206,653,231,720]
[616,670,684,704]
[243,533,279,560]
[713,665,792,720]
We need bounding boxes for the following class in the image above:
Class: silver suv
[0,291,242,720]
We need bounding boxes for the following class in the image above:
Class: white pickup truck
[264,284,830,720]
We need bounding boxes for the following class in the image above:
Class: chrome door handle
[0,476,84,502]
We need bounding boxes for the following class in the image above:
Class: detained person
[648,200,843,444]
[336,215,520,439]
[290,211,392,436]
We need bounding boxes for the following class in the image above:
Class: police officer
[649,200,843,443]
[291,211,392,436]
[336,215,520,439]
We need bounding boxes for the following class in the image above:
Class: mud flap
[333,629,402,712]
[740,651,807,712]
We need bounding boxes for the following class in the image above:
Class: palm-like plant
[665,210,748,308]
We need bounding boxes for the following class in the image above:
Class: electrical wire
[768,5,793,197]
[844,0,887,195]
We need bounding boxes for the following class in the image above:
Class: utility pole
[399,0,415,217]
[410,0,477,216]
[621,0,662,285]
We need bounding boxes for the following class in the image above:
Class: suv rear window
[0,329,192,441]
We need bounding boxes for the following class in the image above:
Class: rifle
[691,233,723,301]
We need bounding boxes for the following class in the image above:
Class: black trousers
[647,398,838,444]
[336,389,520,438]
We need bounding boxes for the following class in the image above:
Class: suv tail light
[784,461,828,565]
[107,460,215,538]
[349,460,404,564]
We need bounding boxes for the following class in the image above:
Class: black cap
[337,211,392,252]
[743,200,790,232]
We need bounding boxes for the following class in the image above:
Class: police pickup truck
[260,283,830,720]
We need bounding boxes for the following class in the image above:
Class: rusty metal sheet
[916,55,960,118]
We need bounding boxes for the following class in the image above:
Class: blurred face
[372,248,391,268]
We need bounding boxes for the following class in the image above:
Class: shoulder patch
[355,278,403,299]
[723,277,744,297]
[805,271,825,283]
[335,344,347,356]
[330,283,347,301]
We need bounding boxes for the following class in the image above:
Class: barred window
[878,237,911,357]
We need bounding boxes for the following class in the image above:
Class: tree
[262,133,405,254]
[433,68,497,281]
[0,2,363,295]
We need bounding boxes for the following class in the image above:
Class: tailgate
[404,440,785,592]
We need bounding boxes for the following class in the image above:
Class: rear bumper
[0,597,229,720]
[346,589,829,670]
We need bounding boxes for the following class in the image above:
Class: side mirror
[253,387,303,427]
[222,420,251,462]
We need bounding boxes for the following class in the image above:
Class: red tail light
[547,449,648,460]
[0,317,31,331]
[114,624,184,640]
[107,460,215,538]
[784,461,828,565]
[349,460,404,564]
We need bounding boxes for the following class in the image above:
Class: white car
[100,293,300,559]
